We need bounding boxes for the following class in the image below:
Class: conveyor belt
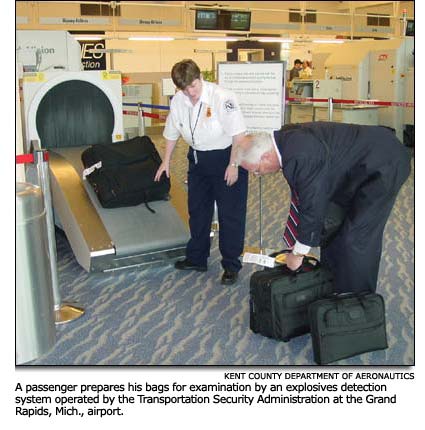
[49,146,189,272]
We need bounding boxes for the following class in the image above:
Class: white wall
[107,35,228,74]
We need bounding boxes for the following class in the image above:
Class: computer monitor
[195,10,218,30]
[406,20,414,36]
[195,9,251,31]
[229,11,251,31]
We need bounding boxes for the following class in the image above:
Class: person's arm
[283,136,329,270]
[155,103,181,181]
[154,139,177,181]
[224,132,245,186]
[217,89,246,186]
[286,241,311,271]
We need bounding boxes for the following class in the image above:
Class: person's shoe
[174,258,207,272]
[221,269,238,285]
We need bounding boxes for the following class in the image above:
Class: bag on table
[81,136,170,210]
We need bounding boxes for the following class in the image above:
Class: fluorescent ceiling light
[73,36,104,41]
[197,37,238,42]
[195,49,232,53]
[87,49,133,54]
[258,38,294,43]
[312,39,344,44]
[128,36,175,41]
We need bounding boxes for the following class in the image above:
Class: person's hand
[154,161,170,181]
[286,252,304,272]
[224,164,239,186]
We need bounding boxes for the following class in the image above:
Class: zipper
[314,322,384,363]
[320,322,384,338]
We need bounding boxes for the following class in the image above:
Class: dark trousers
[186,147,248,272]
[321,155,411,294]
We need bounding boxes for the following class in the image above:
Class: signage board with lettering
[16,30,82,72]
[120,18,181,26]
[39,17,110,25]
[79,40,106,70]
[218,61,286,132]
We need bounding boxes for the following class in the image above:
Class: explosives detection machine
[22,68,189,272]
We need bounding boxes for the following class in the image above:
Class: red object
[16,153,34,164]
[142,112,167,121]
[283,191,300,248]
[122,110,167,121]
[16,152,49,164]
[122,76,130,84]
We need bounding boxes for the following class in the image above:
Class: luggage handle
[331,292,372,313]
[296,255,320,271]
[270,249,320,275]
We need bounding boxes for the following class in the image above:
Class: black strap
[189,102,203,147]
[143,190,156,213]
[144,201,155,214]
[332,292,372,312]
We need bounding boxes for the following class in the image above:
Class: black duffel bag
[250,255,334,342]
[81,136,170,210]
[309,293,388,364]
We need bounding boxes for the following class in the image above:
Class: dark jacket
[273,122,411,247]
[289,67,300,81]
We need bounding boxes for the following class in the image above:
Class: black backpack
[81,136,170,211]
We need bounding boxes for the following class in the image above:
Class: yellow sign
[101,71,121,80]
[115,134,123,141]
[23,73,45,83]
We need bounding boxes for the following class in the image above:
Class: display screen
[195,10,218,30]
[195,9,251,31]
[229,12,251,31]
[406,20,414,36]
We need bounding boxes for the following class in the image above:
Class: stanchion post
[259,175,264,254]
[33,149,84,324]
[211,202,219,237]
[402,8,408,37]
[138,103,145,136]
[241,173,267,256]
[328,97,334,121]
[34,151,59,305]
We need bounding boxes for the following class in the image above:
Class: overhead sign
[218,61,286,132]
[16,16,29,24]
[356,26,394,34]
[307,25,350,32]
[40,17,110,25]
[79,40,106,70]
[119,18,181,26]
